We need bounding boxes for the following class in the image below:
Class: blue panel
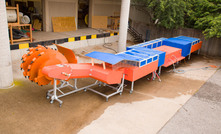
[146,45,152,48]
[133,47,166,67]
[116,53,147,67]
[140,61,146,66]
[163,38,192,57]
[125,52,150,59]
[126,45,139,50]
[147,58,152,64]
[153,56,158,61]
[116,53,144,62]
[85,51,123,65]
[176,36,200,45]
[126,37,167,50]
[130,50,154,57]
[153,43,157,48]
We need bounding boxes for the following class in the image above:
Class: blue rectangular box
[175,36,200,45]
[163,38,193,57]
[126,37,167,50]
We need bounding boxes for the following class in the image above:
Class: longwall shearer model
[21,36,202,107]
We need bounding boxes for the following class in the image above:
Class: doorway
[78,0,89,29]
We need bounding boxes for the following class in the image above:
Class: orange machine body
[154,46,185,67]
[123,60,158,82]
[191,41,202,53]
[42,63,124,85]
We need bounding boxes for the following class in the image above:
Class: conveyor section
[132,47,166,67]
[175,36,202,55]
[154,46,185,67]
[163,38,192,57]
[116,51,159,93]
[163,36,202,59]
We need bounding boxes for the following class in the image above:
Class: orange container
[155,46,185,67]
[124,60,158,82]
[91,64,124,84]
[191,41,202,53]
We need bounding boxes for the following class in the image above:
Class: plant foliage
[132,0,221,38]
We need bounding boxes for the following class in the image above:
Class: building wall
[43,0,78,32]
[42,0,122,31]
[93,0,121,16]
[89,0,121,27]
[129,6,151,25]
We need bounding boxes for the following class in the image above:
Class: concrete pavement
[158,68,221,134]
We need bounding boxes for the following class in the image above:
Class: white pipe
[118,0,131,52]
[6,10,17,22]
[0,1,14,88]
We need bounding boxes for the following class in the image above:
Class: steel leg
[51,79,63,107]
[158,66,162,76]
[153,72,156,80]
[188,54,191,60]
[188,43,193,60]
[198,49,200,55]
[154,71,161,82]
[130,81,134,94]
[74,79,78,89]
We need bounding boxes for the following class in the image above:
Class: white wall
[129,6,151,25]
[93,0,121,16]
[43,0,78,32]
[89,0,121,27]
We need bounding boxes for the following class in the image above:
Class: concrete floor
[32,28,103,42]
[1,43,221,134]
[13,28,117,44]
[158,69,221,134]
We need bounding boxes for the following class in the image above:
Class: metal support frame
[198,49,200,55]
[46,79,99,107]
[188,42,193,60]
[130,81,134,94]
[189,42,201,59]
[188,41,199,60]
[87,75,125,102]
[158,66,162,76]
[151,71,161,82]
[46,75,126,106]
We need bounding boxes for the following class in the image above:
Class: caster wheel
[130,90,133,94]
[46,95,50,99]
[106,98,108,102]
[120,92,122,95]
[84,88,87,92]
[50,100,54,104]
[59,103,62,108]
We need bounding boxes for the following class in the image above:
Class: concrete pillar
[89,0,94,28]
[118,0,130,52]
[0,1,14,88]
